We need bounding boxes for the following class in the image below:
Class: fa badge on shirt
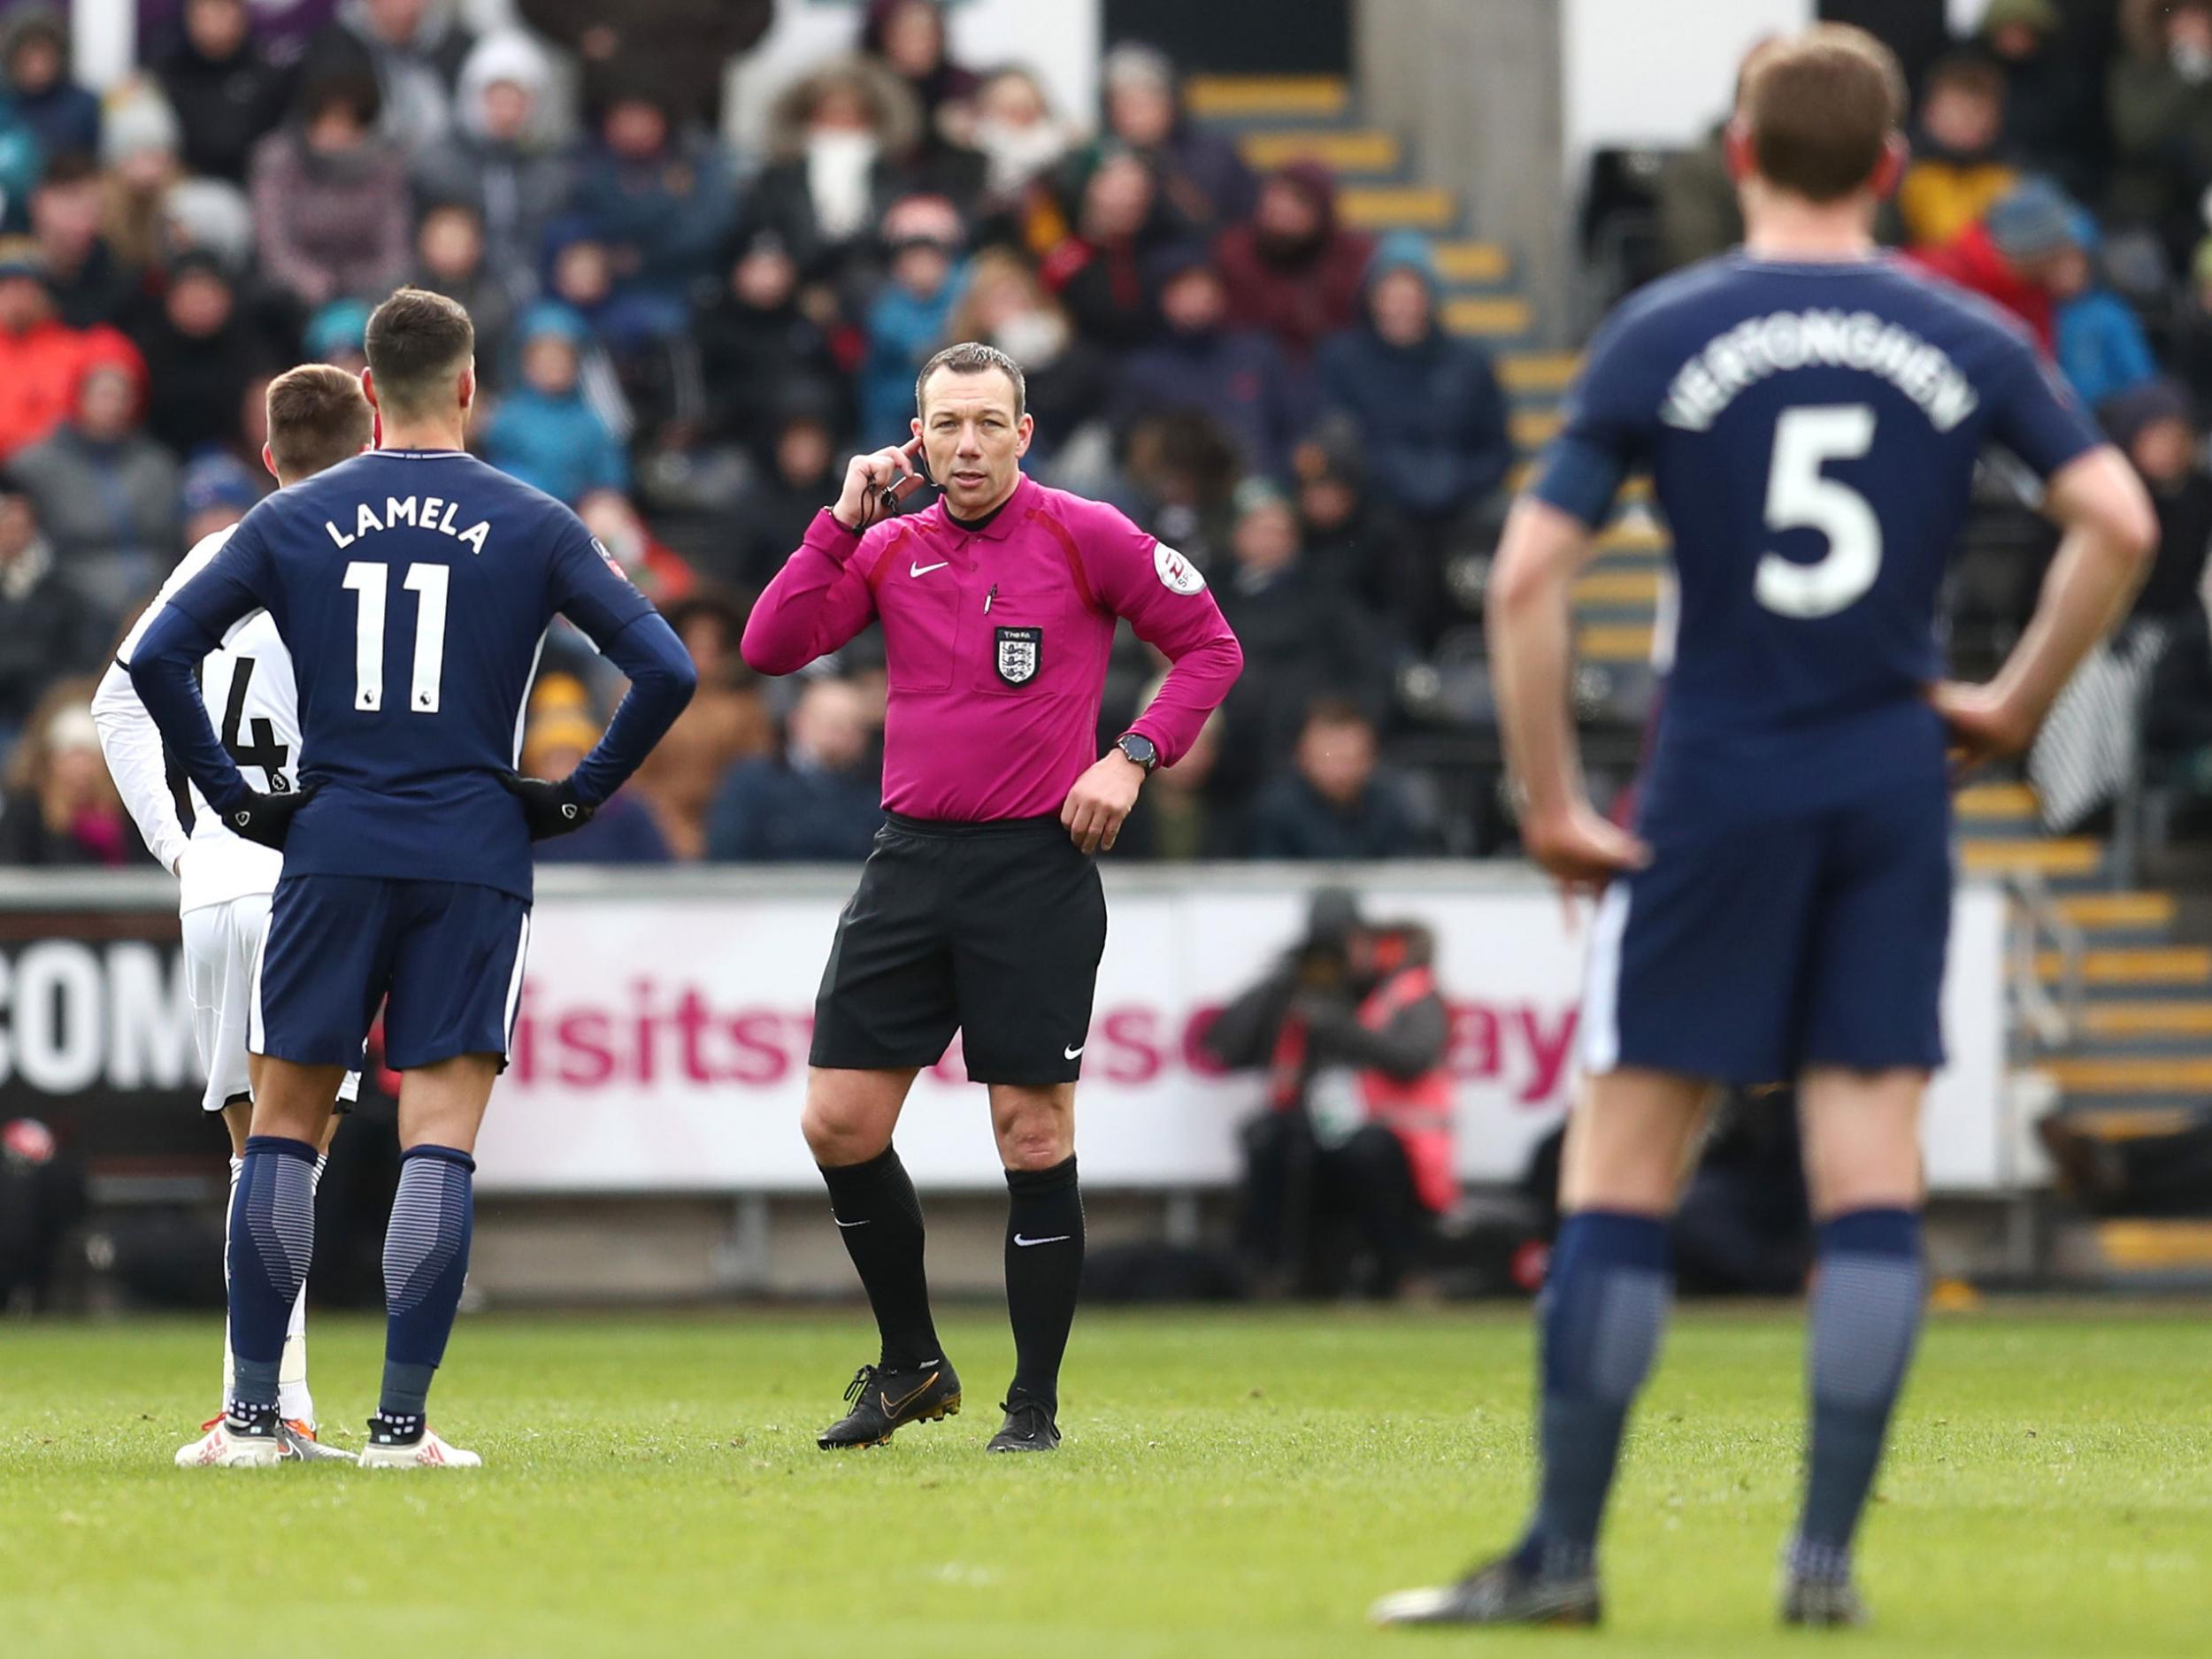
[995,626,1042,686]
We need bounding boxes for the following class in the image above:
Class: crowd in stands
[0,0,1508,869]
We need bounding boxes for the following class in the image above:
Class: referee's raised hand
[831,434,926,533]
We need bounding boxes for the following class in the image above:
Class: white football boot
[175,1415,282,1469]
[358,1426,481,1469]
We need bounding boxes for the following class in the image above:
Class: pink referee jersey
[741,474,1243,823]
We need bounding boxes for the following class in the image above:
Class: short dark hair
[1923,53,2004,107]
[915,341,1025,419]
[265,363,373,479]
[1740,25,1906,204]
[1302,695,1372,734]
[364,286,475,419]
[37,150,100,191]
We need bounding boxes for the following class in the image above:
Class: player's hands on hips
[499,771,597,840]
[221,785,316,851]
[831,435,926,534]
[1930,680,2035,777]
[1061,751,1145,855]
[1520,801,1650,892]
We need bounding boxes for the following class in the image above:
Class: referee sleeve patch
[1153,543,1205,595]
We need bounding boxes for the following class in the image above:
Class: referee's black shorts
[810,813,1108,1087]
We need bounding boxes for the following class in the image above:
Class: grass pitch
[2,1305,2206,1658]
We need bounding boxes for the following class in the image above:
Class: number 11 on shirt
[343,561,450,713]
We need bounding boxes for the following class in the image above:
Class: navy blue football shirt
[127,448,695,900]
[1531,251,2102,826]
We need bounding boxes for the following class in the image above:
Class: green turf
[2,1305,2206,1658]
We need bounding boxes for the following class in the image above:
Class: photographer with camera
[1202,887,1456,1299]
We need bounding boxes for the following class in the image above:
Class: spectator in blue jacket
[2048,205,2158,413]
[571,84,738,312]
[481,302,629,505]
[1,9,96,164]
[1247,698,1420,861]
[1315,232,1511,528]
[1113,243,1301,480]
[708,677,883,863]
[857,192,968,446]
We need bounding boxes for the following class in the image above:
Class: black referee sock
[818,1147,943,1371]
[1004,1156,1085,1412]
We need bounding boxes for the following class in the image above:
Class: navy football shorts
[251,875,532,1072]
[1578,785,1952,1085]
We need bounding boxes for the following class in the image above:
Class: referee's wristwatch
[1115,733,1159,774]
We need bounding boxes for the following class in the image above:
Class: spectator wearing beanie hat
[99,82,186,273]
[1909,174,2068,349]
[1215,160,1374,368]
[1,8,100,162]
[480,301,630,506]
[9,334,179,618]
[178,450,266,542]
[2046,206,2157,412]
[412,31,576,296]
[1315,232,1511,530]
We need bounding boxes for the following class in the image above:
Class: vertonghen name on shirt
[1659,309,1980,434]
[324,495,493,557]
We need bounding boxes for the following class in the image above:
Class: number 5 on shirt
[343,561,451,713]
[1756,403,1881,619]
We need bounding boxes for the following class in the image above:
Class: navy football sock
[1004,1156,1085,1411]
[1791,1208,1924,1581]
[820,1147,943,1371]
[1514,1210,1672,1580]
[227,1135,319,1409]
[379,1145,476,1417]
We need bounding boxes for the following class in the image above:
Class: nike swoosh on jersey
[1013,1233,1072,1248]
[833,1217,870,1228]
[1063,1043,1085,1059]
[910,560,949,577]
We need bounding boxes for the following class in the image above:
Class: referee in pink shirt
[741,342,1243,1455]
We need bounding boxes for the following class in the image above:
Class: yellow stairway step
[1500,349,1578,391]
[1434,241,1513,284]
[1955,782,2039,819]
[1240,128,1401,172]
[2095,1219,2212,1270]
[1578,623,1654,662]
[1445,295,1533,335]
[2047,1056,2212,1093]
[1573,570,1663,605]
[1184,75,1348,118]
[2082,1002,2212,1037]
[1597,520,1668,554]
[1340,184,1455,229]
[1960,838,2101,877]
[2055,891,2177,930]
[2036,947,2212,985]
[1510,408,1564,449]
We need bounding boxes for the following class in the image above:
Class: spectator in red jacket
[0,240,138,463]
[1906,175,2071,353]
[1215,160,1373,367]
